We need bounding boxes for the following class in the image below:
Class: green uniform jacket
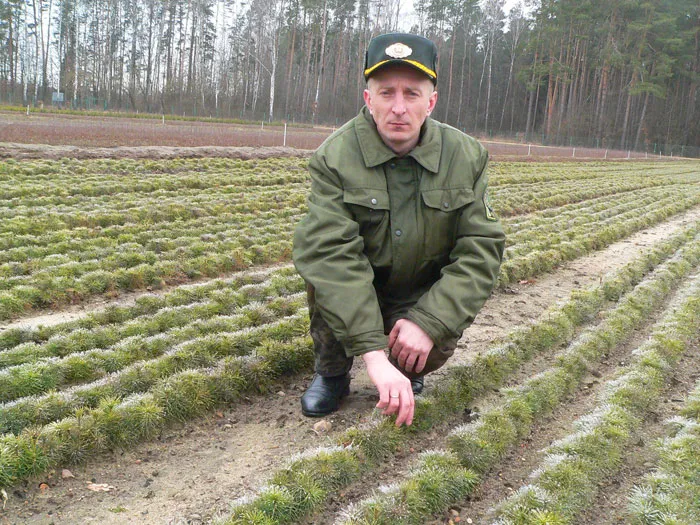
[293,107,505,358]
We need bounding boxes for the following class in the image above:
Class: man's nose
[392,94,407,114]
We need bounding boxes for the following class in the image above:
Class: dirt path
[0,207,698,525]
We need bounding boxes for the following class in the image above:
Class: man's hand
[362,350,414,426]
[388,319,434,374]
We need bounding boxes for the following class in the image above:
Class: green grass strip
[0,270,303,368]
[492,273,700,524]
[491,174,681,217]
[447,242,700,474]
[0,294,307,404]
[335,237,700,524]
[0,239,294,320]
[0,309,307,434]
[0,334,314,489]
[626,379,700,524]
[0,265,296,351]
[499,192,700,285]
[504,186,684,239]
[213,226,699,524]
[503,185,689,235]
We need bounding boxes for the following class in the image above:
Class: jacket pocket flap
[343,188,391,210]
[421,188,475,211]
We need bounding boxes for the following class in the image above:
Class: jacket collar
[355,106,441,173]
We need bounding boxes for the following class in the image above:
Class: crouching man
[292,33,505,426]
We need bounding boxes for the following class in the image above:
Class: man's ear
[363,89,372,114]
[427,90,438,116]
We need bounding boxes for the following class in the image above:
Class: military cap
[364,33,438,84]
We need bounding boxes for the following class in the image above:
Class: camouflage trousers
[306,284,458,379]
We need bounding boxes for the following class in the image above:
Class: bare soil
[0,207,698,525]
[0,112,328,150]
[0,111,669,160]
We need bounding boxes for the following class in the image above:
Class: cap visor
[364,59,436,81]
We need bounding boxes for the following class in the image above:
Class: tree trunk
[525,47,539,141]
[484,32,494,134]
[444,26,456,123]
[284,9,297,120]
[312,0,327,124]
[633,90,650,151]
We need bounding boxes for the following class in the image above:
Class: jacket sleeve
[405,151,506,346]
[292,153,388,357]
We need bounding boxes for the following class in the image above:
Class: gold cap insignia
[385,43,412,59]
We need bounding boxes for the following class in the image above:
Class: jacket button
[389,163,396,169]
[395,229,402,236]
[443,202,449,208]
[371,198,378,205]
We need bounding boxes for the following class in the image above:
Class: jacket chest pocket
[343,188,391,262]
[421,187,475,259]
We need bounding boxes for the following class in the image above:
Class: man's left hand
[388,319,434,374]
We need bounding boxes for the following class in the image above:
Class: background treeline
[0,0,698,151]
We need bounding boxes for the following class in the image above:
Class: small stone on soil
[313,420,332,433]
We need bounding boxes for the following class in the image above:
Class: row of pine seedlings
[490,264,700,522]
[0,182,696,489]
[214,224,700,524]
[0,159,698,515]
[0,266,315,487]
[0,157,312,320]
[626,378,700,524]
[1,161,698,320]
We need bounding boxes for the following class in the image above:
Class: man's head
[364,33,438,85]
[363,33,439,157]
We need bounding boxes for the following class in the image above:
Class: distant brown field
[0,111,329,149]
[0,110,663,161]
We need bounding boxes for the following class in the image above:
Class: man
[292,33,505,427]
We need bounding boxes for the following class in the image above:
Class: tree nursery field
[0,157,699,525]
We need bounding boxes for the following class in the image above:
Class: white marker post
[572,147,575,158]
[528,144,531,156]
[283,122,287,147]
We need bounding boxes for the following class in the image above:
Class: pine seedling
[230,485,298,523]
[496,485,556,524]
[254,337,313,376]
[341,420,402,463]
[400,451,479,520]
[152,370,215,422]
[210,357,249,403]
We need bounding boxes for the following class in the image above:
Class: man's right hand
[362,350,414,426]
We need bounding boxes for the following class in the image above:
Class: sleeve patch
[483,188,498,221]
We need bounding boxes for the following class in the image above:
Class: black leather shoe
[411,376,425,395]
[301,374,351,417]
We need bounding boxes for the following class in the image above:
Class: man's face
[363,65,438,157]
